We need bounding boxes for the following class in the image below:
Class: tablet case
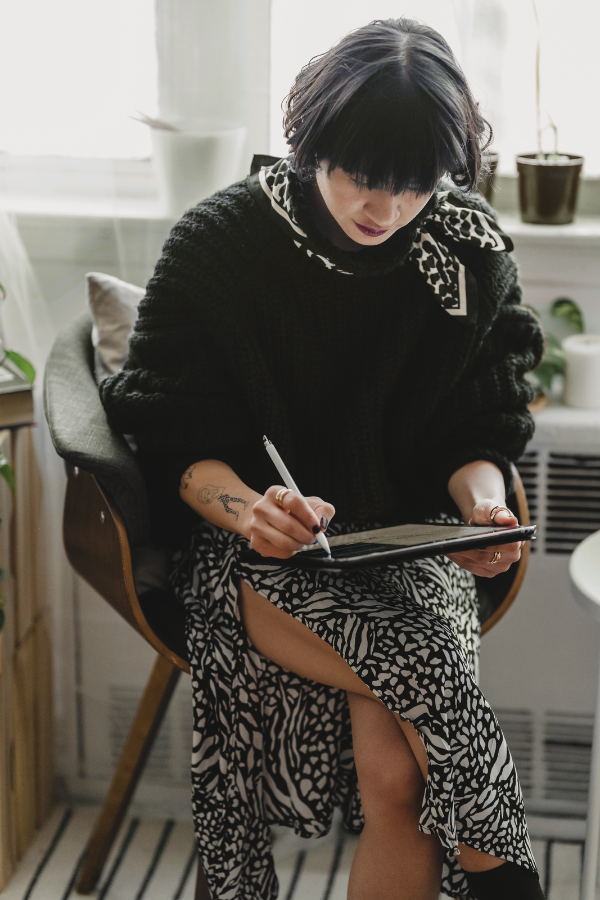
[240,523,537,571]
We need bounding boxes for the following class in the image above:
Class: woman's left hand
[445,500,522,578]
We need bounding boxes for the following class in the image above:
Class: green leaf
[0,282,5,301]
[0,607,4,631]
[0,453,15,493]
[4,350,35,384]
[550,297,584,334]
[532,361,555,392]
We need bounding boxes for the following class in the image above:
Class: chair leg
[76,654,181,894]
[195,857,212,899]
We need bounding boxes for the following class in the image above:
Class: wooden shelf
[0,427,54,890]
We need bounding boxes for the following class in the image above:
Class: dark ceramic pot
[516,153,584,224]
[478,152,499,205]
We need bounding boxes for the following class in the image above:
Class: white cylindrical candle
[563,334,600,409]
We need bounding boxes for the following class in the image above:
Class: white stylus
[263,435,332,557]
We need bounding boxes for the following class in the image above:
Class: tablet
[240,522,537,571]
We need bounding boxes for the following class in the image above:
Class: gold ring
[275,488,292,509]
[490,505,512,524]
[489,551,501,565]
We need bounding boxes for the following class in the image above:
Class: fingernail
[320,517,328,531]
[312,524,320,534]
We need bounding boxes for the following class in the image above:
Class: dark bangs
[283,19,492,194]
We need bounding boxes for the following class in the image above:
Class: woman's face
[315,165,433,246]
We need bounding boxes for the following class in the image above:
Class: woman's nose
[363,192,400,227]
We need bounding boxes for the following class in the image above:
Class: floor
[0,805,591,900]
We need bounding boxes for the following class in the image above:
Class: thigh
[238,577,426,773]
[238,577,376,698]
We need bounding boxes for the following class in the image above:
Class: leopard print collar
[247,156,514,319]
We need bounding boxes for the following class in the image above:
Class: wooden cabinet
[0,427,53,890]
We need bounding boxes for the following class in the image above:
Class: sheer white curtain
[270,0,600,176]
[0,0,157,159]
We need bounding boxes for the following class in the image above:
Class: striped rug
[0,806,588,900]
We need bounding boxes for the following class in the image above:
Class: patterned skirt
[170,519,537,900]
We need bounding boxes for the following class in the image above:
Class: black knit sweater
[99,169,544,548]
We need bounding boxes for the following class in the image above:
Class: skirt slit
[172,519,537,900]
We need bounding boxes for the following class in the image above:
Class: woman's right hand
[241,485,335,559]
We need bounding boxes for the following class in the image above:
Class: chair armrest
[43,312,150,545]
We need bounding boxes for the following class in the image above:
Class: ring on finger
[489,550,501,565]
[490,505,512,524]
[275,487,293,509]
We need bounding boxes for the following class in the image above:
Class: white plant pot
[151,123,247,218]
[563,334,600,409]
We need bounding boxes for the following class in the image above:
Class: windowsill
[1,162,599,226]
[0,193,173,221]
[534,399,600,424]
[4,193,600,244]
[498,213,600,243]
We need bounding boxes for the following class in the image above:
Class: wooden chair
[44,313,209,899]
[43,312,530,899]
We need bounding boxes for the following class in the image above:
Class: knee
[358,752,425,820]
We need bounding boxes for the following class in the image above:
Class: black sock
[464,861,545,899]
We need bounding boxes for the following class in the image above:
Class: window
[0,0,157,159]
[270,0,600,177]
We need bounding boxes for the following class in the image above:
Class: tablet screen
[299,523,521,561]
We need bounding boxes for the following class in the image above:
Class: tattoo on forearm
[197,484,249,521]
[180,464,198,490]
[197,485,225,504]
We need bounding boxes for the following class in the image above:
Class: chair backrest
[43,312,150,546]
[62,464,189,671]
[43,312,189,672]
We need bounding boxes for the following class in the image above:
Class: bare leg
[237,579,505,885]
[393,716,505,874]
[347,692,443,900]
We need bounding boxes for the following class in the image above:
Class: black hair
[283,18,492,194]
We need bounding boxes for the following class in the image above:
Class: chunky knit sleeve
[99,188,257,543]
[414,216,544,504]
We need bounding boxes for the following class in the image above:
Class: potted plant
[478,150,499,206]
[527,297,584,410]
[516,1,584,225]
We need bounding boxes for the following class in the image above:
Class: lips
[355,222,388,237]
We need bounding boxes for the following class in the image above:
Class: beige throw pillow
[86,272,144,382]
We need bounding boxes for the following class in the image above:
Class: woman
[101,18,545,900]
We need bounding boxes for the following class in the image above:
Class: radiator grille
[544,711,593,803]
[495,708,534,797]
[516,452,539,551]
[109,686,193,785]
[516,450,600,555]
[546,453,600,554]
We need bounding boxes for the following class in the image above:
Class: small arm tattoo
[180,464,199,490]
[217,493,248,520]
[197,484,249,521]
[197,484,225,504]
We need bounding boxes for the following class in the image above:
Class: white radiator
[480,404,600,821]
